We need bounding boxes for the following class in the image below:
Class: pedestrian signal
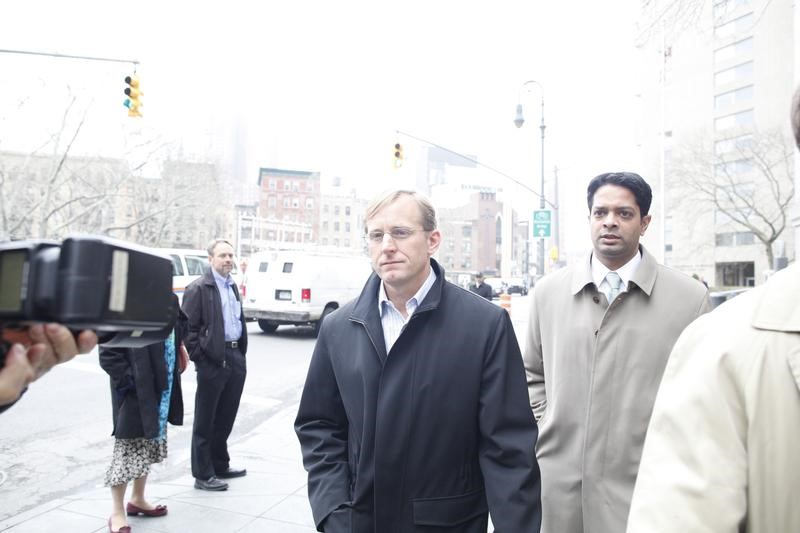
[123,75,143,118]
[393,143,403,168]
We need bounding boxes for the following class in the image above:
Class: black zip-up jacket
[182,267,247,365]
[295,259,541,532]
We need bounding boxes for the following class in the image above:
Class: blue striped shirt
[212,269,243,342]
[378,268,437,353]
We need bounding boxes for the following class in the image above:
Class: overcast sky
[1,0,647,252]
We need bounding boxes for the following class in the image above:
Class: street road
[0,293,531,524]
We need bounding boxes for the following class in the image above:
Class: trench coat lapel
[570,245,659,297]
[350,272,389,363]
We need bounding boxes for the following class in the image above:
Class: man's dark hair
[586,172,653,217]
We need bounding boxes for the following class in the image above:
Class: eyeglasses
[365,227,423,244]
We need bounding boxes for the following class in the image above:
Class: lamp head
[514,104,525,128]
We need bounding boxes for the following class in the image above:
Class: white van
[154,247,241,303]
[242,249,372,335]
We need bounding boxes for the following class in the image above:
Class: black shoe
[216,466,247,479]
[194,476,229,491]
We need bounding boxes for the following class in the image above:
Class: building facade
[635,0,797,287]
[256,167,321,245]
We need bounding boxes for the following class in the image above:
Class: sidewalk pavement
[3,299,530,533]
[2,403,317,533]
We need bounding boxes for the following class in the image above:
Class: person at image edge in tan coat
[523,171,710,533]
[625,86,800,533]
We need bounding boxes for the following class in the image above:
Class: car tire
[313,306,335,338]
[258,319,279,333]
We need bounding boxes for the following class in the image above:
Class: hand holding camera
[0,235,176,410]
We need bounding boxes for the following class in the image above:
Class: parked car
[242,249,372,336]
[504,277,528,296]
[708,287,749,309]
[154,247,241,304]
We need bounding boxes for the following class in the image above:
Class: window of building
[462,226,472,238]
[445,255,453,267]
[714,84,753,111]
[322,221,329,230]
[305,197,314,209]
[333,239,340,247]
[268,196,277,208]
[345,222,351,232]
[714,61,753,86]
[345,206,351,216]
[283,181,291,191]
[714,12,754,39]
[462,241,472,252]
[291,197,300,209]
[714,37,753,63]
[334,205,340,216]
[334,221,340,232]
[292,181,300,192]
[715,158,754,177]
[268,179,277,190]
[714,108,753,132]
[461,258,472,269]
[715,133,753,155]
[713,0,753,20]
[283,196,291,208]
[715,231,755,246]
[447,240,455,249]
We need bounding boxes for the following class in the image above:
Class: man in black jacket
[295,190,541,532]
[470,272,493,300]
[183,239,248,491]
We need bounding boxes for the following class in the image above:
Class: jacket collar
[350,259,445,362]
[571,245,658,296]
[751,262,800,332]
[351,258,445,322]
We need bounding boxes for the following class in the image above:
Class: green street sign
[533,210,551,238]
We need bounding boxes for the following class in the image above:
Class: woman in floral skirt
[100,295,187,533]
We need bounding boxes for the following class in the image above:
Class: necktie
[606,271,622,303]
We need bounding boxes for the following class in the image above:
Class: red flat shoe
[108,517,132,533]
[126,502,168,517]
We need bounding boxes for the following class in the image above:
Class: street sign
[533,209,551,238]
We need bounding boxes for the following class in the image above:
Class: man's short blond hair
[363,190,437,233]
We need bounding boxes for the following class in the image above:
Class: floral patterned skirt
[104,434,168,487]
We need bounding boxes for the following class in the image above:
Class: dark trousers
[191,346,246,480]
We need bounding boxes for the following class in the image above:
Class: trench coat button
[593,296,600,304]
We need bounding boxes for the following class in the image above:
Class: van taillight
[301,288,311,303]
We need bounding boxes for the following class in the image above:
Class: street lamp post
[514,80,546,276]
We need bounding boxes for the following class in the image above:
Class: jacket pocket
[322,505,352,532]
[412,488,488,527]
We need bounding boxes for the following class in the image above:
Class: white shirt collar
[591,249,642,293]
[378,267,437,318]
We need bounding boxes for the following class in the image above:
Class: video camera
[0,235,177,367]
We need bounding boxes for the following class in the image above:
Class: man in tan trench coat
[523,172,710,533]
[626,87,800,533]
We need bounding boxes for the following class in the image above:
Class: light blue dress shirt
[212,269,243,342]
[378,268,437,353]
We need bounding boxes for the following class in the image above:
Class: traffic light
[393,142,403,168]
[123,75,143,117]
